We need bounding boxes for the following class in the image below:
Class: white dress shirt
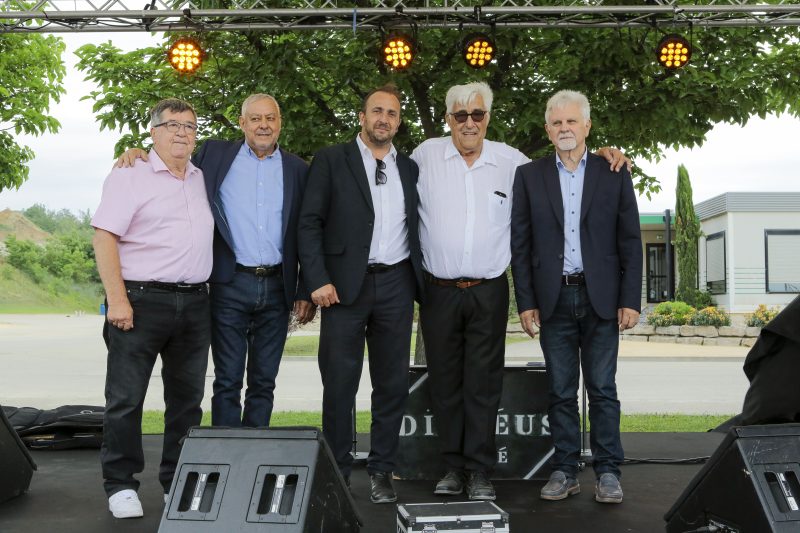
[413,137,530,279]
[356,134,409,265]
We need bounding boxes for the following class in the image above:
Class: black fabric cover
[2,405,104,450]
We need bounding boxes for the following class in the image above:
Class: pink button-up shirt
[91,150,214,283]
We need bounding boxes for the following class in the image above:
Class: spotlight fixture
[382,34,415,70]
[168,38,203,73]
[656,34,691,70]
[463,34,495,69]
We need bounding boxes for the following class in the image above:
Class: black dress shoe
[466,471,496,501]
[369,472,397,504]
[434,470,466,495]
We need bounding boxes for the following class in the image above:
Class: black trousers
[101,284,210,496]
[318,262,415,477]
[420,273,508,472]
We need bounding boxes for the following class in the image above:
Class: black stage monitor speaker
[665,424,800,533]
[0,405,37,504]
[158,427,361,532]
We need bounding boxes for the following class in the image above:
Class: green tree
[674,164,702,305]
[0,34,66,192]
[23,204,93,237]
[74,11,800,196]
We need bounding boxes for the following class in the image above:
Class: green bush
[689,307,731,327]
[647,301,696,326]
[746,304,780,327]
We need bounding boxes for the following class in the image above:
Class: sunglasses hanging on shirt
[375,159,387,185]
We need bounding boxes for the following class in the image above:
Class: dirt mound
[0,209,51,244]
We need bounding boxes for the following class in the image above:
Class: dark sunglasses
[375,158,387,185]
[449,110,487,124]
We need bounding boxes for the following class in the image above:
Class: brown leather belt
[424,272,485,289]
[236,263,282,277]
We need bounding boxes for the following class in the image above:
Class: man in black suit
[298,84,423,504]
[116,94,315,428]
[510,90,642,505]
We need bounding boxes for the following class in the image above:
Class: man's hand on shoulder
[311,284,339,308]
[114,148,148,168]
[595,147,632,173]
[617,307,640,331]
[519,309,541,339]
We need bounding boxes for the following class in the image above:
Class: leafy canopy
[0,34,66,192]
[75,12,800,196]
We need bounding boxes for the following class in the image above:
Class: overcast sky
[2,32,799,216]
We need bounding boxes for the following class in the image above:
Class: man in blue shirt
[511,90,642,505]
[118,94,314,428]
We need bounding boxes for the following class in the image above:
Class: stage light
[463,34,495,69]
[382,34,415,70]
[168,38,203,73]
[656,34,691,70]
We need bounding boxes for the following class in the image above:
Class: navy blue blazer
[510,152,642,321]
[192,139,310,307]
[297,139,424,306]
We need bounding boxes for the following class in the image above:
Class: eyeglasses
[448,110,487,124]
[154,120,198,134]
[375,159,387,185]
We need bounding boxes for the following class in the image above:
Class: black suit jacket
[297,139,423,306]
[192,139,309,307]
[510,152,642,321]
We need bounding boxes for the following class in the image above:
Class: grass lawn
[283,332,530,356]
[142,410,731,435]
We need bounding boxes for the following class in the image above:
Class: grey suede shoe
[595,473,623,504]
[540,470,580,501]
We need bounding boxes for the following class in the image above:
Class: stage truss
[2,0,800,34]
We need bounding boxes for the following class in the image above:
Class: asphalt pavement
[0,313,751,415]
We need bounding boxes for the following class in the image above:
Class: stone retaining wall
[622,325,762,347]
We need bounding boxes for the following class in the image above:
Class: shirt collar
[148,148,200,179]
[444,137,497,167]
[356,133,397,162]
[555,148,588,171]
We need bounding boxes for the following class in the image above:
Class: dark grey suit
[298,139,422,477]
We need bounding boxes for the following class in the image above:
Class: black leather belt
[125,280,208,293]
[424,271,485,289]
[562,272,585,286]
[236,263,282,277]
[366,259,409,274]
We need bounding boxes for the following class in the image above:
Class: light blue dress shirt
[219,143,284,267]
[555,149,587,274]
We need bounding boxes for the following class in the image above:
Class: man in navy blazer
[510,90,642,505]
[118,94,314,428]
[298,85,423,504]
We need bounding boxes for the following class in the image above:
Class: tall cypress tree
[674,164,701,304]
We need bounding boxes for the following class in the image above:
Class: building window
[765,230,800,293]
[706,231,726,294]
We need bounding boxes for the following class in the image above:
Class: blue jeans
[101,283,209,496]
[210,271,289,427]
[539,284,623,478]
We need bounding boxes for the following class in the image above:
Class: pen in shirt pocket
[494,190,507,204]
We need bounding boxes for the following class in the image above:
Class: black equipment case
[396,501,510,533]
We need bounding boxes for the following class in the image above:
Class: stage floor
[0,432,724,532]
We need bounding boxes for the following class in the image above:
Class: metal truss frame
[2,0,800,33]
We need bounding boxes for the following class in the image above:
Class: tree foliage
[0,34,66,192]
[74,2,800,196]
[5,232,98,284]
[23,203,93,237]
[674,164,702,305]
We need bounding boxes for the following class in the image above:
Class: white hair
[545,90,591,124]
[241,93,281,116]
[445,82,493,113]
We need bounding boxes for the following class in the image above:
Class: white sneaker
[108,489,143,518]
[164,493,169,504]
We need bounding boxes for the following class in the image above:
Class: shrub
[746,304,780,328]
[647,301,696,326]
[689,306,731,327]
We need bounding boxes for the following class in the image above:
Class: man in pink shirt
[92,98,214,519]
